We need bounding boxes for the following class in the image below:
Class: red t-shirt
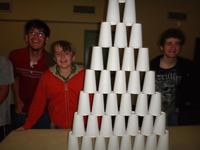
[9,48,53,112]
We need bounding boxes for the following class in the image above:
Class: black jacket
[150,55,194,110]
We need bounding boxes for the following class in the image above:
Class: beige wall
[0,0,200,63]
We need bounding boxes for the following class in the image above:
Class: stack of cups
[69,1,169,150]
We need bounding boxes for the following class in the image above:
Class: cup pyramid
[68,0,169,150]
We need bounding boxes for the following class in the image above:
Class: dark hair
[51,40,75,55]
[159,28,185,46]
[24,19,50,37]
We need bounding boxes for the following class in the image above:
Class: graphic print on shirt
[155,67,181,111]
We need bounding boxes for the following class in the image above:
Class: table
[0,126,200,150]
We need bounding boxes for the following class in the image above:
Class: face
[162,37,182,59]
[54,45,74,69]
[25,28,48,51]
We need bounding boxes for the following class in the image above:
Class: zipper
[64,84,69,129]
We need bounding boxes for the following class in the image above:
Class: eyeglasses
[28,31,45,38]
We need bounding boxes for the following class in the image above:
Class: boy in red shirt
[9,19,54,129]
[18,40,85,129]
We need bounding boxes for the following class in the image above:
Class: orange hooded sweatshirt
[23,66,85,129]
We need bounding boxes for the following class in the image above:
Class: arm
[0,84,9,103]
[12,78,24,113]
[0,57,14,103]
[8,53,22,112]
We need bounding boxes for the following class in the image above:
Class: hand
[16,126,25,131]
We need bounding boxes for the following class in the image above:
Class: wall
[0,0,200,63]
[136,0,200,59]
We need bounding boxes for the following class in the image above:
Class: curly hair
[159,28,185,46]
[24,19,50,37]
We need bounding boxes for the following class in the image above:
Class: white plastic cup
[114,23,127,48]
[106,0,120,25]
[123,0,136,26]
[90,46,104,70]
[135,93,148,116]
[153,112,166,135]
[105,92,119,115]
[72,112,85,137]
[100,115,113,137]
[133,132,145,150]
[129,23,142,48]
[120,135,132,150]
[148,92,161,116]
[77,91,91,116]
[68,131,79,150]
[126,112,139,136]
[98,70,112,93]
[91,92,104,116]
[157,130,169,150]
[106,47,120,71]
[142,71,155,94]
[81,135,93,150]
[113,70,126,94]
[113,115,126,136]
[145,134,157,150]
[94,136,106,150]
[98,22,112,47]
[141,114,153,136]
[136,47,150,72]
[127,71,141,94]
[108,135,120,150]
[119,93,132,116]
[83,69,97,93]
[122,47,135,71]
[86,115,99,137]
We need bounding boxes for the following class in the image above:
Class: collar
[50,64,82,82]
